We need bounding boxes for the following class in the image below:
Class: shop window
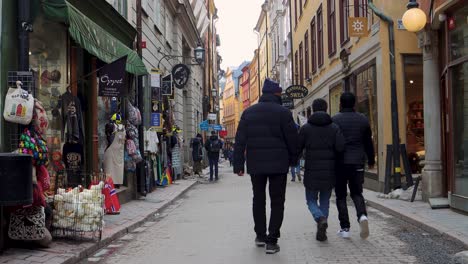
[329,83,343,116]
[449,5,468,61]
[452,61,468,197]
[355,64,378,170]
[295,51,299,84]
[29,15,69,176]
[354,0,367,17]
[304,31,310,79]
[299,42,304,86]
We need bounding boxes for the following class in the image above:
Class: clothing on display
[103,176,121,214]
[103,124,125,185]
[144,129,159,153]
[60,90,84,144]
[62,142,84,186]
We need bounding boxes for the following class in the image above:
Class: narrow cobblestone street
[78,161,464,264]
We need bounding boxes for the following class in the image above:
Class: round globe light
[402,8,427,32]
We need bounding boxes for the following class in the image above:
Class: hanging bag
[3,81,34,125]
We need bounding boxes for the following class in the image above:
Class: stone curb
[366,199,468,249]
[60,180,199,264]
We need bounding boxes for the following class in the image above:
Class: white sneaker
[359,215,369,239]
[337,228,350,238]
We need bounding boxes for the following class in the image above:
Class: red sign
[141,41,147,49]
[448,17,456,31]
[219,130,227,138]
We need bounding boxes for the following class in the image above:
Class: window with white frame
[153,0,163,31]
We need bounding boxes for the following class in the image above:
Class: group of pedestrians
[234,78,375,254]
[190,131,224,182]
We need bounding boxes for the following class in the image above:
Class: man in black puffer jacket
[234,78,298,254]
[298,99,345,242]
[332,92,375,240]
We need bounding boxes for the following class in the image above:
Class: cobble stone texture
[91,162,440,264]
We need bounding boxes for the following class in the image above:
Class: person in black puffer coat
[298,98,345,242]
[332,92,375,240]
[234,78,298,254]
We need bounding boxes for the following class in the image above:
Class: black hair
[312,98,328,112]
[340,92,356,109]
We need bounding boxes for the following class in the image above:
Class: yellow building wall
[291,0,422,185]
[250,51,260,104]
[223,68,236,140]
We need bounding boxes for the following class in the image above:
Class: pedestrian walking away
[190,133,204,177]
[290,164,301,182]
[332,92,375,239]
[234,78,298,254]
[298,98,345,242]
[205,131,223,181]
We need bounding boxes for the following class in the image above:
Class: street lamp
[194,45,205,64]
[402,0,427,32]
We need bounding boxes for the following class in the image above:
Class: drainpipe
[368,0,402,189]
[136,0,146,196]
[18,0,31,71]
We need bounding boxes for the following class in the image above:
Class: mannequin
[103,114,125,185]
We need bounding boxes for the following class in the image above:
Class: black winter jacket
[332,108,375,166]
[205,136,222,160]
[234,94,299,175]
[298,112,345,190]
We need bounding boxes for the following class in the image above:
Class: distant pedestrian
[332,92,375,239]
[234,78,298,254]
[205,131,223,181]
[228,146,234,167]
[190,133,204,176]
[298,98,345,242]
[290,164,301,182]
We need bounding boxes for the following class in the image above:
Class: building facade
[255,2,273,90]
[241,64,251,109]
[291,0,422,193]
[222,68,236,140]
[249,50,261,104]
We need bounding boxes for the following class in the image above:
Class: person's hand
[237,171,244,176]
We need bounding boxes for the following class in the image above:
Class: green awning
[42,1,148,76]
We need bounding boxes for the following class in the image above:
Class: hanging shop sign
[151,72,161,88]
[281,93,294,109]
[98,56,128,97]
[213,124,223,131]
[348,17,368,37]
[208,113,217,121]
[171,64,190,89]
[285,85,308,99]
[199,120,209,131]
[161,74,173,96]
[151,113,162,128]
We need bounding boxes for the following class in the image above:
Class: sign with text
[281,93,294,109]
[208,113,217,121]
[199,120,209,131]
[285,85,308,99]
[150,113,162,127]
[348,17,368,37]
[98,56,127,97]
[213,124,223,131]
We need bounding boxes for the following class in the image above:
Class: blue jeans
[305,188,333,222]
[209,157,219,180]
[291,165,301,180]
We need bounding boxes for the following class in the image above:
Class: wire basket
[51,182,105,241]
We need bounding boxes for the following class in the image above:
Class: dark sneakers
[255,237,266,247]
[265,243,280,254]
[316,217,328,242]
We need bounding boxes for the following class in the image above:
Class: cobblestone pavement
[82,162,464,264]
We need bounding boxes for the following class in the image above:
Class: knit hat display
[262,78,282,94]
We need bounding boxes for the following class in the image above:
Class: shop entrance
[404,55,424,174]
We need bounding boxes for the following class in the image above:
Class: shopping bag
[3,85,34,125]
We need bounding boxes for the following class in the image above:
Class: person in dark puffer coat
[332,92,375,240]
[298,98,345,242]
[234,78,298,254]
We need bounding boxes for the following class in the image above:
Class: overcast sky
[216,0,264,70]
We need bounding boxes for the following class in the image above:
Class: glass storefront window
[449,5,468,61]
[355,64,378,171]
[29,15,68,153]
[452,61,468,197]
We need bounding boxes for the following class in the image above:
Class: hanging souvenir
[32,99,49,135]
[3,81,34,125]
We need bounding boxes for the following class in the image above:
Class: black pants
[335,164,367,229]
[250,173,287,244]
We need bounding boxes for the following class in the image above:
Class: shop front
[442,3,468,212]
[1,0,147,246]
